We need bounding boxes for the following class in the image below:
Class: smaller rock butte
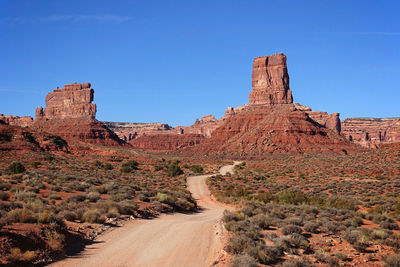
[35,82,96,120]
[32,82,123,146]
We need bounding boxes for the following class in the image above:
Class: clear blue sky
[1,0,399,126]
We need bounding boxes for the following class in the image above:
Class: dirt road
[50,162,239,267]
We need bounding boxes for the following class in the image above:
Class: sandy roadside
[49,162,240,267]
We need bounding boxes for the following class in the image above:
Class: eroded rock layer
[102,122,173,142]
[341,118,400,147]
[33,82,123,146]
[249,53,293,105]
[182,105,355,157]
[0,115,33,127]
[36,82,96,120]
[130,133,204,151]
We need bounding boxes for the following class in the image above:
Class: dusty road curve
[50,161,240,267]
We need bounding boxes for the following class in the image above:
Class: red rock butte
[35,82,96,120]
[249,53,293,105]
[32,82,123,146]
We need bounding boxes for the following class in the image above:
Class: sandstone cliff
[0,115,33,128]
[183,105,354,157]
[33,82,123,146]
[35,82,96,120]
[341,118,400,147]
[131,53,356,155]
[249,53,293,105]
[130,133,203,151]
[102,122,172,142]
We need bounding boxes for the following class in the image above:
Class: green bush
[0,191,10,201]
[103,163,113,170]
[167,162,183,177]
[82,210,105,223]
[383,254,400,267]
[231,254,258,267]
[190,165,204,174]
[6,162,25,174]
[22,132,38,145]
[120,160,139,173]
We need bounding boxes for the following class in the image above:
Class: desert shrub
[81,210,105,223]
[58,210,77,221]
[106,207,120,218]
[250,214,273,230]
[31,162,41,168]
[167,162,183,177]
[37,210,57,224]
[223,210,239,223]
[0,182,11,190]
[383,254,400,267]
[6,162,25,174]
[118,200,138,215]
[6,209,35,223]
[380,220,400,230]
[49,193,61,200]
[278,190,307,205]
[22,131,38,145]
[93,160,103,168]
[66,194,86,203]
[0,130,12,142]
[289,233,309,250]
[47,135,68,148]
[231,254,258,267]
[154,164,166,171]
[0,191,10,201]
[280,257,313,267]
[120,160,139,173]
[225,234,255,254]
[190,165,204,174]
[256,191,275,203]
[103,163,113,170]
[304,222,319,233]
[281,225,302,235]
[45,230,64,251]
[6,247,36,263]
[13,190,37,202]
[86,192,101,202]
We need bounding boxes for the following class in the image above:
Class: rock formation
[181,53,357,157]
[183,105,354,157]
[35,82,96,120]
[130,133,203,151]
[249,53,293,105]
[102,122,173,142]
[175,115,223,137]
[32,82,123,146]
[294,103,341,134]
[0,115,33,127]
[341,118,400,147]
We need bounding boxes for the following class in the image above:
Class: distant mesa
[341,118,400,148]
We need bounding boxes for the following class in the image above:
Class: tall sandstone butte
[249,53,293,105]
[33,82,123,146]
[181,53,356,157]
